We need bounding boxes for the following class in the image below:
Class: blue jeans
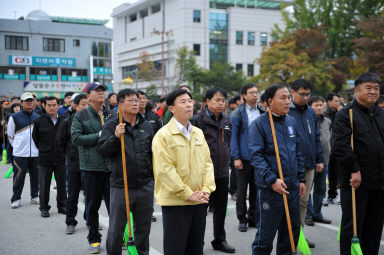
[306,165,327,219]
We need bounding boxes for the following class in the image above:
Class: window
[30,67,58,81]
[151,4,161,14]
[73,39,80,47]
[248,32,255,45]
[236,31,243,45]
[5,36,28,50]
[43,38,65,52]
[0,66,26,80]
[209,12,228,65]
[130,37,137,42]
[61,69,88,82]
[140,9,148,18]
[247,64,254,76]
[130,13,137,22]
[236,64,243,72]
[193,44,201,56]
[260,32,268,46]
[193,10,201,23]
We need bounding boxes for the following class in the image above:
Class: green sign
[4,74,19,80]
[37,75,51,81]
[93,67,112,75]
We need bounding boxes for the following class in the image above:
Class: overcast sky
[0,0,137,28]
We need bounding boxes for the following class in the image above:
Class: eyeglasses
[126,99,139,104]
[247,91,259,95]
[296,91,311,97]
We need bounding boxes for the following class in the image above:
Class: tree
[174,46,200,87]
[136,51,161,82]
[145,84,160,100]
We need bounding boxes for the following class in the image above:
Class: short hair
[137,90,147,96]
[11,103,21,112]
[145,100,156,112]
[32,94,37,99]
[308,95,325,106]
[377,96,384,104]
[11,97,19,102]
[240,83,258,96]
[73,94,87,105]
[159,96,166,103]
[178,85,191,91]
[107,92,116,99]
[259,93,266,103]
[233,94,241,102]
[64,92,74,98]
[348,93,354,103]
[355,72,381,88]
[40,96,47,105]
[290,79,313,91]
[166,89,192,106]
[205,87,227,101]
[228,97,236,105]
[117,89,139,103]
[325,92,339,102]
[45,96,58,104]
[264,83,288,106]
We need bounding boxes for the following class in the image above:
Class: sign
[93,67,112,75]
[4,74,19,80]
[9,55,76,67]
[23,81,87,92]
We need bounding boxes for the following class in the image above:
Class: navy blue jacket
[248,113,306,189]
[230,103,263,160]
[289,103,323,170]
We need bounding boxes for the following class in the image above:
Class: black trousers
[11,156,39,202]
[327,154,338,199]
[211,177,229,242]
[84,171,110,243]
[229,159,237,195]
[162,204,208,255]
[340,187,384,255]
[106,182,154,255]
[236,160,257,224]
[38,163,67,211]
[66,171,82,226]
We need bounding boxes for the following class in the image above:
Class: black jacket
[191,107,232,179]
[142,110,162,134]
[96,113,154,188]
[332,99,384,190]
[57,111,80,171]
[32,113,65,166]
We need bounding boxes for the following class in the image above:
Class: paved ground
[0,163,383,255]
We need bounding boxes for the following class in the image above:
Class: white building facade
[112,0,287,94]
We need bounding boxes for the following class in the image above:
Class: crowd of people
[0,71,383,255]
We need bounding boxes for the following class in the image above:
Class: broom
[4,166,13,178]
[1,108,7,165]
[119,105,138,255]
[268,109,297,254]
[297,226,311,255]
[349,109,363,255]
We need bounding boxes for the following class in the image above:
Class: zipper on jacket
[281,119,293,188]
[29,113,31,157]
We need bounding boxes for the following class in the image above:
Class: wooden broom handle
[268,109,296,253]
[119,104,133,238]
[349,109,357,237]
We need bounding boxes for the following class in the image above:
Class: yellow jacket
[152,118,216,206]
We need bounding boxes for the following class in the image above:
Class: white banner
[23,81,87,92]
[11,56,32,66]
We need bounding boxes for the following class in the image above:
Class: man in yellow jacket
[152,88,216,255]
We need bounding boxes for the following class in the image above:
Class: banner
[23,81,87,92]
[9,55,76,67]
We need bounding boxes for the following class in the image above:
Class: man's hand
[1,120,4,126]
[234,159,243,170]
[350,171,362,189]
[188,191,209,203]
[299,183,306,198]
[115,123,126,138]
[316,163,324,173]
[272,179,289,195]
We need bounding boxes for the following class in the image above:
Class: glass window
[193,10,201,23]
[193,44,201,56]
[5,36,29,50]
[151,4,161,14]
[247,64,254,76]
[210,0,235,9]
[130,13,137,22]
[30,67,58,81]
[73,39,80,47]
[140,9,148,18]
[0,66,26,80]
[236,31,243,45]
[61,69,88,82]
[43,38,65,52]
[246,0,256,8]
[236,64,243,72]
[98,42,104,57]
[209,12,228,66]
[92,42,98,56]
[236,0,245,7]
[260,32,268,46]
[248,32,255,45]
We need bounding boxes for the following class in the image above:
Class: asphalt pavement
[0,162,383,255]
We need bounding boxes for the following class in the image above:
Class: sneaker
[334,197,341,205]
[31,197,39,204]
[89,243,100,254]
[65,225,75,235]
[152,215,157,222]
[322,198,328,206]
[231,193,238,201]
[11,200,21,209]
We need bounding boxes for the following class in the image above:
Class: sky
[0,0,138,28]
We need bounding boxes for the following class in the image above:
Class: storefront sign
[24,81,87,92]
[9,56,32,66]
[9,55,76,67]
[93,67,112,75]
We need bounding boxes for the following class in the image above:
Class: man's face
[291,88,311,105]
[236,97,243,105]
[310,100,325,115]
[229,103,238,110]
[109,95,117,107]
[243,87,259,106]
[121,94,140,115]
[327,96,340,111]
[206,92,226,116]
[64,96,72,106]
[74,98,89,112]
[269,87,291,116]
[355,82,380,108]
[45,99,58,116]
[169,93,193,122]
[22,99,33,111]
[13,106,21,113]
[87,88,106,104]
[139,94,148,109]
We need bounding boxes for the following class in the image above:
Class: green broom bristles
[337,220,341,242]
[123,212,138,255]
[2,148,7,165]
[4,166,13,178]
[351,236,363,255]
[297,226,311,255]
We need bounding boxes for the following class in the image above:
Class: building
[0,10,113,98]
[112,0,288,94]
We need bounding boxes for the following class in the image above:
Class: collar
[174,117,192,132]
[270,111,286,121]
[245,103,257,111]
[206,107,222,120]
[353,98,377,114]
[291,101,308,111]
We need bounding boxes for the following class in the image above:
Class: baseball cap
[86,82,107,94]
[20,92,34,101]
[71,93,80,102]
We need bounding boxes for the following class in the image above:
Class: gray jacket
[319,115,331,165]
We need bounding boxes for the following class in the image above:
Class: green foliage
[174,46,200,87]
[136,51,160,82]
[145,84,159,100]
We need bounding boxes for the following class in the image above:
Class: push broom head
[297,226,311,255]
[2,146,7,165]
[351,236,363,255]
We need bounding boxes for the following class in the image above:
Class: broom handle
[268,109,296,253]
[119,105,133,239]
[349,109,357,236]
[1,107,5,147]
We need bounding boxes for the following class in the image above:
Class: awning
[29,92,66,99]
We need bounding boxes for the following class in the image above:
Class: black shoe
[211,240,236,253]
[152,216,157,222]
[306,239,315,248]
[58,208,66,215]
[208,207,215,213]
[313,217,332,224]
[248,222,256,228]
[304,218,314,226]
[238,223,247,232]
[41,210,50,218]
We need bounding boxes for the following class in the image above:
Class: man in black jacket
[191,87,235,253]
[97,89,154,255]
[57,94,89,234]
[137,90,162,134]
[332,72,384,255]
[32,96,66,218]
